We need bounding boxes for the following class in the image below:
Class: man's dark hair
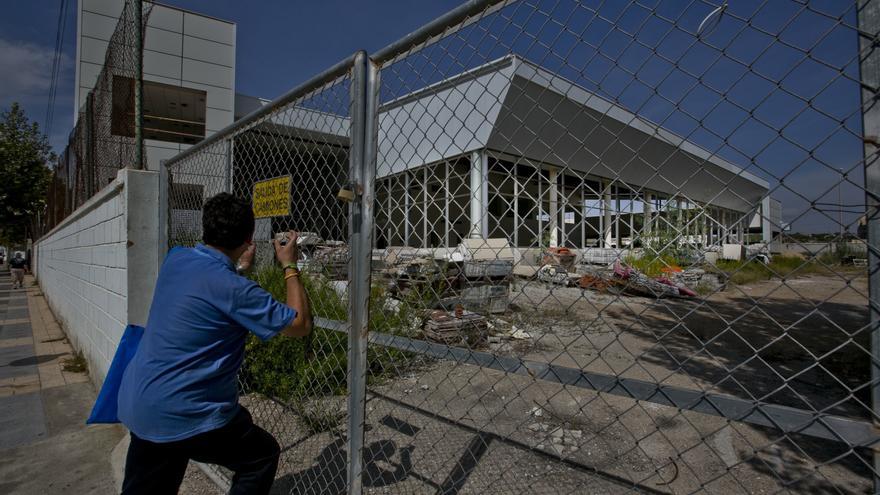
[202,193,255,250]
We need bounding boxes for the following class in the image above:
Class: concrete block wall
[35,169,160,384]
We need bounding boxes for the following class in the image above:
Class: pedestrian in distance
[9,253,27,289]
[117,192,313,495]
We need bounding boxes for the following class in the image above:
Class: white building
[204,55,781,249]
[75,0,236,171]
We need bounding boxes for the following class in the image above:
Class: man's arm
[282,273,312,337]
[273,231,313,338]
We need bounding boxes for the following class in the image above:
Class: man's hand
[273,231,300,265]
[237,243,256,273]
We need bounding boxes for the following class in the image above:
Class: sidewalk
[0,269,123,494]
[0,270,220,494]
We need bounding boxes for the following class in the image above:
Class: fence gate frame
[345,50,380,495]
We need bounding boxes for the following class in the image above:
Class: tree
[0,103,53,244]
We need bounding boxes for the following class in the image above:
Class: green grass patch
[716,255,824,285]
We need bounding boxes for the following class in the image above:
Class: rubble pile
[541,247,576,271]
[291,233,350,280]
[310,244,350,279]
[423,309,489,346]
[537,264,577,287]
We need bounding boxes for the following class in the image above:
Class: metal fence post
[346,50,378,495]
[226,138,233,194]
[859,1,880,491]
[84,94,94,198]
[134,0,144,170]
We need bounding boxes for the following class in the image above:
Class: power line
[44,0,70,144]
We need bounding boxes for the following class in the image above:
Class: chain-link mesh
[159,0,880,493]
[359,1,878,494]
[166,67,356,493]
[41,0,149,235]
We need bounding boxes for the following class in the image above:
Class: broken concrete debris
[537,264,577,286]
[423,308,488,346]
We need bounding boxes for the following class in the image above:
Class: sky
[0,0,464,151]
[0,0,869,234]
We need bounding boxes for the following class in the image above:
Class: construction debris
[537,264,577,286]
[578,273,619,292]
[542,247,577,271]
[310,244,350,279]
[671,268,726,292]
[458,238,515,278]
[423,309,489,346]
[581,248,627,265]
[613,262,696,298]
[460,284,508,314]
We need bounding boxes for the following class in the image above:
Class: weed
[62,351,88,373]
[716,255,824,285]
[242,265,420,403]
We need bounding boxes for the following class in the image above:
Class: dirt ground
[242,269,872,494]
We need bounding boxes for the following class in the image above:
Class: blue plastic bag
[86,324,144,424]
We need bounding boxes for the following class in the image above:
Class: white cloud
[0,38,68,102]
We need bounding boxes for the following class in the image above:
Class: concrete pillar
[444,161,450,246]
[643,192,653,237]
[404,172,411,245]
[701,206,708,246]
[603,182,613,247]
[126,169,160,327]
[761,196,773,243]
[423,167,428,248]
[469,150,488,239]
[548,167,559,247]
[513,174,520,247]
[615,184,621,248]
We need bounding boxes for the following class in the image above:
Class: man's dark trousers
[121,407,280,494]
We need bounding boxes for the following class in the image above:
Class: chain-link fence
[41,0,149,235]
[165,53,366,493]
[166,0,880,493]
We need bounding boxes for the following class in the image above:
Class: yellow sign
[252,176,291,218]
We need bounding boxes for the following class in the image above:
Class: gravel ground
[180,463,222,495]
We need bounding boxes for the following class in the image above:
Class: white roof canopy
[377,55,769,212]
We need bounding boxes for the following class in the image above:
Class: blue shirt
[117,244,296,442]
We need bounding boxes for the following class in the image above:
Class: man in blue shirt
[118,193,312,494]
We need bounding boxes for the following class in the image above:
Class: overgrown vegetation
[62,351,88,373]
[241,264,421,430]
